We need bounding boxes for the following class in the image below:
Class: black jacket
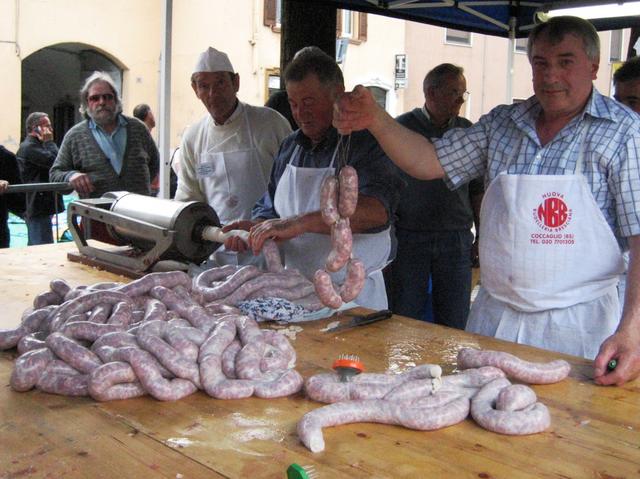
[0,145,24,247]
[16,136,65,218]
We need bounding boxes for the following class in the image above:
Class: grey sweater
[50,115,159,198]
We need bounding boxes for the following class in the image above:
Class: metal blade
[324,309,393,333]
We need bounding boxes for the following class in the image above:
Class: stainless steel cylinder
[104,191,220,262]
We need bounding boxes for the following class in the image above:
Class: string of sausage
[313,163,366,308]
[2,271,303,401]
[191,239,324,311]
[297,348,571,452]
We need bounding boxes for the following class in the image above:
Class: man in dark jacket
[389,64,483,329]
[0,145,24,248]
[16,112,64,245]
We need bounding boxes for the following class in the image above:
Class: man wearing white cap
[175,47,292,266]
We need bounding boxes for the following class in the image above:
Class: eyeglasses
[88,93,115,103]
[441,88,470,102]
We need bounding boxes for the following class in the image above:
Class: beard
[89,105,118,128]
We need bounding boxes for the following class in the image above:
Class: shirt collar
[511,87,612,127]
[293,126,338,151]
[421,104,455,128]
[213,100,242,126]
[88,114,127,133]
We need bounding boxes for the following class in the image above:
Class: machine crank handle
[201,225,250,244]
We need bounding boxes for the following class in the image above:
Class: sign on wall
[395,54,408,90]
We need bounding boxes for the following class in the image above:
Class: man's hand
[0,180,8,194]
[248,217,305,255]
[69,172,95,197]
[35,126,54,142]
[222,220,256,253]
[333,85,384,135]
[593,326,640,386]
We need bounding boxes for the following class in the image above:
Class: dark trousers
[389,229,473,329]
[26,215,54,245]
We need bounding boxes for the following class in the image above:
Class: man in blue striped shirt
[334,16,640,386]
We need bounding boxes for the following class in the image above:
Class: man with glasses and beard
[50,72,159,240]
[50,71,159,200]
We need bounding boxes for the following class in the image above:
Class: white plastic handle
[201,225,250,244]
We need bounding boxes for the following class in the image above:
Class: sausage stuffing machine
[67,191,248,276]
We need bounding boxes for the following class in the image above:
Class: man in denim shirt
[226,47,402,310]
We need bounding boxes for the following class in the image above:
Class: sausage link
[313,270,343,309]
[136,330,201,388]
[337,166,358,218]
[88,361,146,401]
[49,278,71,298]
[36,360,89,396]
[106,301,134,327]
[87,303,112,324]
[196,265,262,302]
[50,290,133,332]
[325,219,352,272]
[221,340,242,379]
[10,347,55,391]
[470,378,551,435]
[33,290,63,309]
[320,175,341,226]
[221,272,308,305]
[111,346,197,401]
[61,321,124,342]
[457,348,571,384]
[17,331,48,355]
[339,258,366,302]
[46,332,102,374]
[262,239,284,273]
[117,271,192,297]
[194,264,238,290]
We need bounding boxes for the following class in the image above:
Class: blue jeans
[26,215,54,245]
[390,229,473,329]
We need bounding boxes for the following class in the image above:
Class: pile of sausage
[314,166,366,309]
[0,270,303,401]
[192,239,324,312]
[297,348,571,452]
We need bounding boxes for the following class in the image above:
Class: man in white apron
[175,47,292,267]
[334,17,640,386]
[225,47,403,311]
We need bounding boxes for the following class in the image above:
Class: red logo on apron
[532,192,573,233]
[537,197,569,228]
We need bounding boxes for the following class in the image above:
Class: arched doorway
[21,43,123,145]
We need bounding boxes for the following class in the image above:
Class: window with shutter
[358,13,367,42]
[264,0,276,27]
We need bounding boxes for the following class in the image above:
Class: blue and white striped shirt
[435,89,640,248]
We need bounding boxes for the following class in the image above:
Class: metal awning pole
[506,15,516,104]
[158,0,173,199]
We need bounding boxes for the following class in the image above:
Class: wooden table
[1,243,639,478]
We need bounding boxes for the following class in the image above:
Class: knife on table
[324,309,393,333]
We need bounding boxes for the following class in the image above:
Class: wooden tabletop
[1,243,639,478]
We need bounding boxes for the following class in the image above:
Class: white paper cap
[193,47,235,74]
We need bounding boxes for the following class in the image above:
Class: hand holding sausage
[333,85,385,135]
[249,217,306,255]
[222,220,257,253]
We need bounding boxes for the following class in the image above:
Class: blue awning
[305,1,640,38]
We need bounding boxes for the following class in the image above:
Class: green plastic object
[286,463,317,479]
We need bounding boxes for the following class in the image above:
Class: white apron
[467,125,624,359]
[273,144,391,310]
[196,109,267,267]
